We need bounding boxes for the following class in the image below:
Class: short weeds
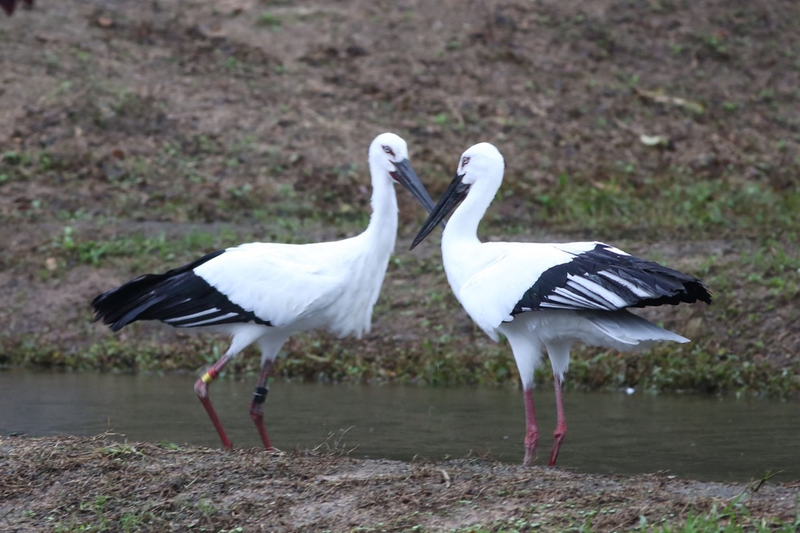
[643,496,800,533]
[524,169,800,239]
[446,494,800,532]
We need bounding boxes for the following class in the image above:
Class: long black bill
[391,159,439,217]
[410,172,469,250]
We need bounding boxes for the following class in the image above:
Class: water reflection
[1,369,797,482]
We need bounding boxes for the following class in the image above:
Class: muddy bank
[1,0,799,394]
[1,435,798,532]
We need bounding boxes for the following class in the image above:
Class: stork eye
[461,156,470,167]
[382,145,394,156]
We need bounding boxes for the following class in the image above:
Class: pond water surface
[1,369,798,483]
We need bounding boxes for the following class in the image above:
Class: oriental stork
[411,142,711,466]
[93,133,437,450]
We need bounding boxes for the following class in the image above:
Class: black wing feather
[92,250,272,331]
[512,244,711,314]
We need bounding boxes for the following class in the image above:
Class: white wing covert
[195,243,347,328]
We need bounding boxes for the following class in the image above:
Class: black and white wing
[92,250,273,331]
[512,242,711,313]
[92,243,346,332]
[457,241,711,336]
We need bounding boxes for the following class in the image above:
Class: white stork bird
[92,133,437,450]
[411,142,711,466]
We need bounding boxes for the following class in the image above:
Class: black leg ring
[252,386,269,405]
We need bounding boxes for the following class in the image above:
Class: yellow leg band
[201,372,213,384]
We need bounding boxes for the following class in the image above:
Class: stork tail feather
[583,310,689,346]
[91,251,225,331]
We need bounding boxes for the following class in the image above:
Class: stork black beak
[391,158,439,218]
[410,172,469,250]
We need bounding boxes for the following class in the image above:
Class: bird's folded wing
[195,243,346,328]
[514,243,709,313]
[458,242,709,332]
[458,243,579,334]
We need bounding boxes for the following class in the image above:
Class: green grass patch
[442,494,800,532]
[256,11,282,29]
[567,343,800,398]
[3,327,798,397]
[521,171,800,238]
[44,223,355,276]
[642,495,800,533]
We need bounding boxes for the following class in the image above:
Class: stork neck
[364,163,399,246]
[442,183,492,247]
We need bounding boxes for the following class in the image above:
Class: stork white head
[410,142,504,249]
[368,132,437,215]
[369,132,409,173]
[456,142,505,188]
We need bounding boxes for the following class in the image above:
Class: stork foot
[548,425,567,466]
[249,396,274,451]
[523,427,539,466]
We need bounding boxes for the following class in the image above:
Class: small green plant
[197,499,219,517]
[99,442,144,458]
[224,56,242,71]
[2,151,21,164]
[55,229,174,267]
[640,494,800,532]
[256,11,282,29]
[704,33,728,55]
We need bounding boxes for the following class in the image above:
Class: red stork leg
[548,375,568,466]
[193,351,235,449]
[522,387,540,466]
[249,359,275,450]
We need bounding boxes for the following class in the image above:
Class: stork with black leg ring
[92,133,438,450]
[411,142,711,466]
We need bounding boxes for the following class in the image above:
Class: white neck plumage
[363,164,399,252]
[442,180,494,248]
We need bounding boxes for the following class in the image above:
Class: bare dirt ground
[1,435,799,532]
[1,1,800,530]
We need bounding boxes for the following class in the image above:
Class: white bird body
[173,145,402,347]
[93,132,436,449]
[443,240,616,338]
[441,237,689,381]
[412,142,710,466]
[194,225,395,346]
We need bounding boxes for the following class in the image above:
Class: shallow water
[1,369,798,482]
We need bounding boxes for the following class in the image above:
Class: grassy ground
[1,0,799,398]
[1,435,798,532]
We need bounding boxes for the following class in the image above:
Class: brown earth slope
[0,1,798,392]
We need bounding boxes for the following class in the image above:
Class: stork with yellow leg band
[91,133,437,450]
